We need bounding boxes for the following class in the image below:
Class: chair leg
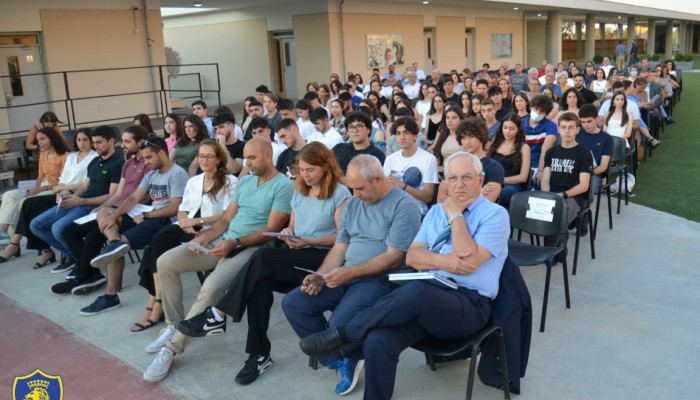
[562,257,571,309]
[425,354,436,371]
[606,189,613,230]
[496,330,511,400]
[623,171,629,205]
[572,224,581,276]
[593,191,602,241]
[588,211,595,260]
[540,261,552,332]
[466,342,478,400]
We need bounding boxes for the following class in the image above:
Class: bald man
[144,137,294,383]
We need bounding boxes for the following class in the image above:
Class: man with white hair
[282,154,421,396]
[298,151,510,400]
[412,61,426,81]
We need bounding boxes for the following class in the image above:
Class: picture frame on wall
[492,33,512,58]
[366,34,404,68]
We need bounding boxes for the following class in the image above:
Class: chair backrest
[0,139,11,153]
[521,168,533,192]
[509,190,568,237]
[611,136,627,164]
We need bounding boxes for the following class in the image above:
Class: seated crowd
[1,54,680,398]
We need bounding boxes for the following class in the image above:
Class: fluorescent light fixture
[422,1,430,4]
[194,1,203,7]
[537,13,542,17]
[513,7,519,10]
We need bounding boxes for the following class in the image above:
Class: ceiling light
[513,7,519,10]
[194,1,203,7]
[537,14,542,17]
[618,16,622,19]
[422,1,430,4]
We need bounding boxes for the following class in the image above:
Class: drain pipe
[141,0,161,117]
[338,0,346,78]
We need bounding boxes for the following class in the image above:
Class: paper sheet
[525,197,556,222]
[127,204,154,218]
[17,180,37,197]
[74,213,97,225]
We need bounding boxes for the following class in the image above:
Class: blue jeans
[29,205,92,259]
[498,183,522,209]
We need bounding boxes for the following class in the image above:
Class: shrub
[593,54,604,64]
[651,54,661,61]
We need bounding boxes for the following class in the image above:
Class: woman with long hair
[488,113,531,208]
[134,113,154,134]
[460,91,473,117]
[557,88,583,120]
[329,80,342,100]
[426,92,446,146]
[498,78,514,109]
[318,84,331,107]
[172,114,209,173]
[329,99,347,141]
[163,113,185,153]
[0,128,96,266]
[161,142,349,383]
[451,72,464,93]
[0,127,68,261]
[432,106,465,172]
[511,91,531,118]
[26,111,64,152]
[306,82,319,93]
[414,83,434,132]
[471,93,485,117]
[135,140,237,332]
[603,91,634,146]
[590,68,608,97]
[357,100,387,152]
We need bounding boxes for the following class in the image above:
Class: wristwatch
[142,212,149,220]
[448,213,463,225]
[562,192,569,199]
[234,238,242,248]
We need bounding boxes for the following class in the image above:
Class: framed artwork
[492,33,512,58]
[366,34,404,68]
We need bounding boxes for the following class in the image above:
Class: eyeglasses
[445,173,479,184]
[197,154,217,161]
[348,124,366,132]
[139,139,163,150]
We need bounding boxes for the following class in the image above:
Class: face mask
[530,111,544,122]
[630,70,638,77]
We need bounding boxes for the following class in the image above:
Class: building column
[665,20,674,59]
[600,22,607,56]
[688,23,695,53]
[576,21,583,60]
[627,17,636,47]
[617,23,624,40]
[679,22,687,54]
[648,19,656,55]
[586,14,596,61]
[546,11,562,63]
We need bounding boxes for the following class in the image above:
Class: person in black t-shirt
[332,112,385,176]
[542,112,593,241]
[275,118,306,178]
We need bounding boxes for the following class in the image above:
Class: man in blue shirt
[298,151,510,400]
[577,105,613,195]
[615,40,627,72]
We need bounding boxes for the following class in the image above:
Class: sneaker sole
[175,321,226,337]
[50,287,73,296]
[337,360,364,396]
[143,371,168,382]
[71,278,107,295]
[79,302,121,316]
[91,244,131,267]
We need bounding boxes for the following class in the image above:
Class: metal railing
[0,63,220,139]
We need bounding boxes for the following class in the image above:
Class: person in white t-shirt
[294,99,316,141]
[383,117,439,215]
[403,71,421,100]
[307,108,344,150]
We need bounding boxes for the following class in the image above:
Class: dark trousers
[16,194,55,250]
[216,246,328,356]
[63,215,171,282]
[281,276,393,366]
[138,224,193,296]
[342,281,491,400]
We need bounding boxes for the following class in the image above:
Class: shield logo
[12,369,63,400]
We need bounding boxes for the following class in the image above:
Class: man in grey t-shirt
[79,137,189,316]
[282,155,421,396]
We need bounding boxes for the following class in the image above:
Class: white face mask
[530,110,544,122]
[630,70,638,77]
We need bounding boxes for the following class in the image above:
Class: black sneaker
[666,118,677,126]
[235,354,274,385]
[79,295,121,316]
[91,240,131,267]
[176,308,226,337]
[51,278,81,295]
[51,258,76,274]
[71,274,107,295]
[66,270,76,280]
[626,190,636,197]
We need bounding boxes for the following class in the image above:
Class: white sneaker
[145,325,176,354]
[143,348,175,382]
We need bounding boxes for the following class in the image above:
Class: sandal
[650,139,661,149]
[131,299,164,332]
[0,242,21,263]
[32,249,56,269]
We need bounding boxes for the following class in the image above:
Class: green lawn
[629,71,700,222]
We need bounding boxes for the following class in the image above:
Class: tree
[165,46,181,78]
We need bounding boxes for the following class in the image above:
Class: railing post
[63,72,74,129]
[216,63,221,106]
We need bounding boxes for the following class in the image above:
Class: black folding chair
[571,185,595,276]
[507,191,570,332]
